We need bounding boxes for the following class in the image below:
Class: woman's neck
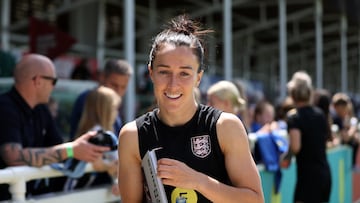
[157,103,198,127]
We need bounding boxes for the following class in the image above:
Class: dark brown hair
[148,14,213,73]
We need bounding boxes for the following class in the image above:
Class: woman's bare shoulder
[119,120,141,161]
[119,121,138,146]
[217,112,243,128]
[120,121,138,134]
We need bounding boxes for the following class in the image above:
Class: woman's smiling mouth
[165,92,182,99]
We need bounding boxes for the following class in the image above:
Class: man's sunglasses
[34,75,58,86]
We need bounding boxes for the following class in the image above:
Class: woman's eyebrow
[155,64,194,70]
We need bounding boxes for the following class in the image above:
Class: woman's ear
[148,64,154,81]
[196,70,204,87]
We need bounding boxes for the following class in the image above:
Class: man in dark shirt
[0,54,110,201]
[69,59,133,140]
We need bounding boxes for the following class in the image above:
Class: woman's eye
[180,72,190,77]
[159,71,169,75]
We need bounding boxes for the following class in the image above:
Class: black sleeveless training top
[136,104,230,203]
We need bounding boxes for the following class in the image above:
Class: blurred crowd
[0,53,359,201]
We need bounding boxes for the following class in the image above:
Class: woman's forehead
[154,46,199,67]
[156,43,194,55]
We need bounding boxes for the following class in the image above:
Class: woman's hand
[157,158,202,190]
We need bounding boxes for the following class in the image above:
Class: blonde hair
[75,86,121,139]
[207,80,246,112]
[287,71,313,103]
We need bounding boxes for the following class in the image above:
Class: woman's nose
[168,74,178,87]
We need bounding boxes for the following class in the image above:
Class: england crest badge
[191,135,211,158]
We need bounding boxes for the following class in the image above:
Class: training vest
[137,104,230,203]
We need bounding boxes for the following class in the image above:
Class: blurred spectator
[274,96,294,127]
[206,80,246,116]
[67,86,120,194]
[331,92,360,167]
[0,54,109,201]
[285,70,331,202]
[250,99,288,193]
[70,58,91,80]
[75,86,121,138]
[69,59,133,139]
[207,80,249,132]
[313,88,338,147]
[250,100,275,133]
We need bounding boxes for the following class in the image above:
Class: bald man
[0,54,110,200]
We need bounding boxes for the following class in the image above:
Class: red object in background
[29,17,77,59]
